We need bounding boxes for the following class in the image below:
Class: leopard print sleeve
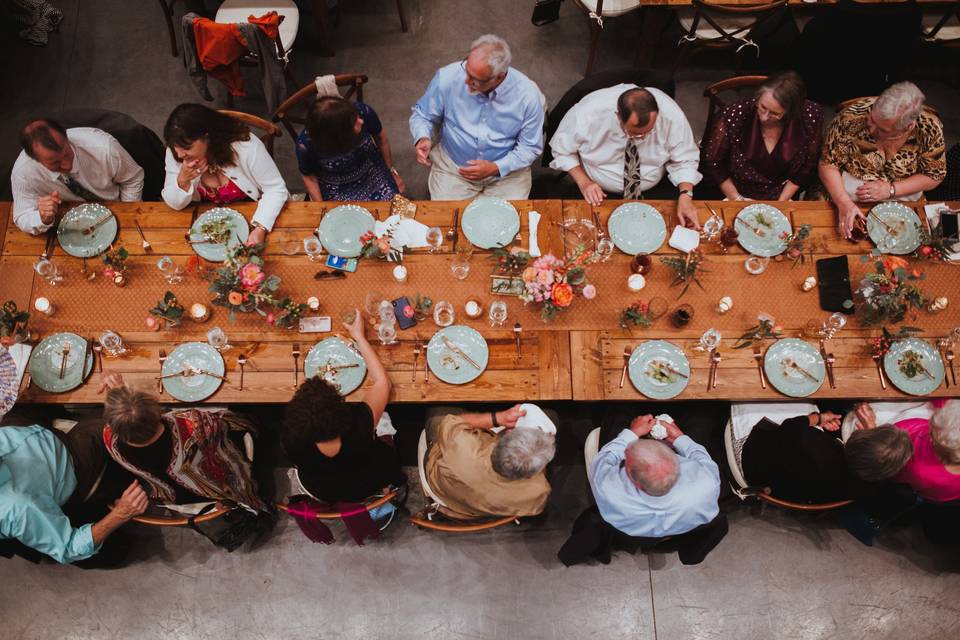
[916,110,947,183]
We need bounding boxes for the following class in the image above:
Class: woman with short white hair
[819,81,946,239]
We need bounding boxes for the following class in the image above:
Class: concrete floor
[2,2,960,639]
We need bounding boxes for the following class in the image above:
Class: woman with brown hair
[701,71,824,201]
[161,103,288,246]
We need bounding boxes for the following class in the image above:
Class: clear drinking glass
[701,215,723,241]
[433,301,455,327]
[488,300,508,327]
[34,258,63,285]
[426,227,443,253]
[377,321,398,345]
[596,236,615,262]
[378,300,397,325]
[824,312,847,339]
[98,330,126,357]
[951,326,960,346]
[206,326,230,351]
[364,291,386,318]
[744,255,769,275]
[156,256,184,284]
[697,328,722,352]
[303,237,324,262]
[450,255,471,280]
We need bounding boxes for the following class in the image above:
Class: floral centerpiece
[855,256,928,326]
[776,224,814,267]
[660,249,708,298]
[102,246,129,285]
[519,247,598,322]
[0,301,30,346]
[208,244,306,328]
[912,225,955,263]
[619,300,655,329]
[149,291,185,328]
[733,312,783,349]
[359,227,403,263]
[870,326,920,359]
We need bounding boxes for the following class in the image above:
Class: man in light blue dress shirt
[409,34,545,200]
[591,414,720,539]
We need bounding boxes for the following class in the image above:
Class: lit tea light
[145,316,161,331]
[717,296,733,314]
[465,299,483,319]
[801,276,817,292]
[306,296,320,311]
[34,297,55,316]
[627,274,646,292]
[189,303,210,322]
[392,265,408,283]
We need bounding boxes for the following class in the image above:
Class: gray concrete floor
[2,2,960,639]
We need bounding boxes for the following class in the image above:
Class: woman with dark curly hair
[281,310,400,502]
[161,103,288,246]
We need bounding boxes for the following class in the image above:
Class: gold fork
[412,339,420,382]
[158,349,167,393]
[237,353,247,390]
[292,343,301,388]
[58,342,70,379]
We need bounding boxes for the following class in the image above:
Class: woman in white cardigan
[161,104,289,246]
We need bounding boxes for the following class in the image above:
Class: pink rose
[536,269,555,287]
[521,267,537,283]
[582,284,597,300]
[239,263,266,291]
[103,267,115,278]
[265,313,275,325]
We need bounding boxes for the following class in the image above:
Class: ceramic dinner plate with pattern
[735,203,791,257]
[628,340,690,399]
[189,208,250,262]
[883,337,944,396]
[161,343,225,402]
[867,202,922,255]
[461,197,520,249]
[28,333,93,393]
[318,204,376,257]
[427,325,489,384]
[608,202,667,255]
[304,337,367,396]
[763,338,825,398]
[57,203,118,258]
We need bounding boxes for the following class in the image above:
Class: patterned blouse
[702,98,824,200]
[295,101,399,202]
[820,98,947,184]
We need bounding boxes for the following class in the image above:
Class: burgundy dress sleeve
[701,106,735,187]
[786,100,825,189]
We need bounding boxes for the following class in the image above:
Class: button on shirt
[0,426,99,564]
[409,62,545,177]
[11,127,145,235]
[590,430,720,538]
[549,84,702,194]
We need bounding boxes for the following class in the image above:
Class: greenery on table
[149,291,184,326]
[0,300,29,344]
[491,247,531,275]
[660,249,707,299]
[413,293,433,321]
[619,300,654,329]
[777,223,813,267]
[733,316,783,349]
[101,245,129,276]
[207,244,306,328]
[912,224,955,262]
[359,227,403,263]
[855,255,928,326]
[870,326,920,358]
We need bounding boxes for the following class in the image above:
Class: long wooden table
[2,198,958,405]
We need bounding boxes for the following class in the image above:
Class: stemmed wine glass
[596,236,615,262]
[489,300,508,327]
[695,328,722,352]
[426,227,443,253]
[34,258,63,285]
[156,256,184,284]
[206,326,231,351]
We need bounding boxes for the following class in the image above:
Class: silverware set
[155,365,229,382]
[752,345,767,390]
[58,342,70,379]
[735,217,766,237]
[411,339,421,382]
[819,339,836,389]
[292,343,301,388]
[707,349,721,390]
[871,353,887,390]
[619,347,631,389]
[91,339,103,374]
[782,357,820,383]
[447,208,460,248]
[513,322,523,359]
[937,338,955,388]
[237,352,248,391]
[442,336,481,370]
[79,215,112,236]
[158,349,167,393]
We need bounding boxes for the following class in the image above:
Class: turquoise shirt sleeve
[1,494,100,564]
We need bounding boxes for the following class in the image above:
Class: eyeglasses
[755,100,784,121]
[460,60,497,86]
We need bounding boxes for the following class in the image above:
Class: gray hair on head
[470,34,512,76]
[625,440,679,497]
[930,400,960,465]
[873,81,926,131]
[491,428,555,479]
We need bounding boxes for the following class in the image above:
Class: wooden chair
[156,0,182,57]
[409,430,520,533]
[571,0,644,76]
[724,410,853,512]
[277,468,401,532]
[674,0,788,71]
[216,0,301,55]
[219,109,283,157]
[701,75,768,147]
[309,0,408,57]
[271,73,369,140]
[921,4,960,47]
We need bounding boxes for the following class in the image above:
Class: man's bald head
[624,439,679,496]
[19,119,73,172]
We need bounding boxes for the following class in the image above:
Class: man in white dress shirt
[11,119,144,235]
[549,85,702,230]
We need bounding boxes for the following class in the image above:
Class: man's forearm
[460,412,495,430]
[90,509,128,547]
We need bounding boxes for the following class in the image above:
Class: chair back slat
[701,75,768,145]
[218,109,283,157]
[681,0,788,51]
[272,74,369,140]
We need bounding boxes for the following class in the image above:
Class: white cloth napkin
[314,74,339,97]
[923,203,960,261]
[374,214,430,249]
[8,343,32,389]
[527,211,542,257]
[515,403,556,434]
[668,225,700,253]
[376,411,397,437]
[731,402,817,440]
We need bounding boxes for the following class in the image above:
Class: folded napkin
[374,214,430,249]
[375,410,397,437]
[731,402,817,440]
[515,403,556,434]
[7,343,31,388]
[528,211,542,257]
[923,203,960,261]
[668,226,700,253]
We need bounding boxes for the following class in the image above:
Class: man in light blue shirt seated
[590,414,720,539]
[409,34,545,200]
[1,423,147,565]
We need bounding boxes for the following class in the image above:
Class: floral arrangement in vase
[855,256,927,326]
[149,291,185,328]
[519,247,598,322]
[0,301,30,346]
[619,300,655,329]
[207,244,305,328]
[660,249,707,298]
[776,224,814,267]
[359,227,403,263]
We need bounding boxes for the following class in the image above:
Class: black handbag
[532,0,563,26]
[187,503,276,552]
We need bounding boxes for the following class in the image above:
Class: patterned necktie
[622,139,644,200]
[58,173,100,202]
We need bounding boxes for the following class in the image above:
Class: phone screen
[940,212,959,241]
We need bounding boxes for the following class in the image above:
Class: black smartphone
[393,296,416,330]
[815,256,854,314]
[940,211,959,242]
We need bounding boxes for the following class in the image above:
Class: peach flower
[551,283,574,308]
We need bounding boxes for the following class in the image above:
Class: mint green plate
[867,202,922,255]
[461,197,520,249]
[883,338,945,396]
[763,338,825,398]
[57,203,118,258]
[304,337,367,396]
[162,343,225,402]
[608,202,667,254]
[735,204,791,257]
[28,332,93,393]
[189,208,249,262]
[628,340,689,399]
[318,205,375,257]
[427,325,489,384]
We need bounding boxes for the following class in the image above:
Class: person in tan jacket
[424,405,556,520]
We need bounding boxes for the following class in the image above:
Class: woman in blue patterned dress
[296,97,403,201]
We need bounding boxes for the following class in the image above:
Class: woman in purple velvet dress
[701,72,824,201]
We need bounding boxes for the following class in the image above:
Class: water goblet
[378,300,397,325]
[744,255,769,275]
[596,236,615,262]
[450,255,471,280]
[303,237,324,262]
[426,227,443,253]
[824,312,847,339]
[377,321,398,345]
[433,301,455,327]
[156,256,184,284]
[98,330,126,357]
[206,326,230,351]
[696,327,722,352]
[34,258,63,285]
[489,300,508,327]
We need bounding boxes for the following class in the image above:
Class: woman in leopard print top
[819,81,946,239]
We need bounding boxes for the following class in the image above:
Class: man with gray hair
[409,34,545,200]
[591,414,720,538]
[819,81,945,239]
[424,404,555,519]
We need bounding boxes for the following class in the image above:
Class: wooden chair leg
[159,0,178,57]
[585,19,602,77]
[396,0,408,32]
[310,0,336,56]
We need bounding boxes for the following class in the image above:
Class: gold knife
[441,336,481,370]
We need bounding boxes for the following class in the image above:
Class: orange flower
[551,283,574,308]
[882,256,909,272]
[227,291,244,305]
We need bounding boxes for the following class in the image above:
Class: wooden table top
[2,198,958,404]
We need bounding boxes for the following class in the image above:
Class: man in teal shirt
[1,424,147,564]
